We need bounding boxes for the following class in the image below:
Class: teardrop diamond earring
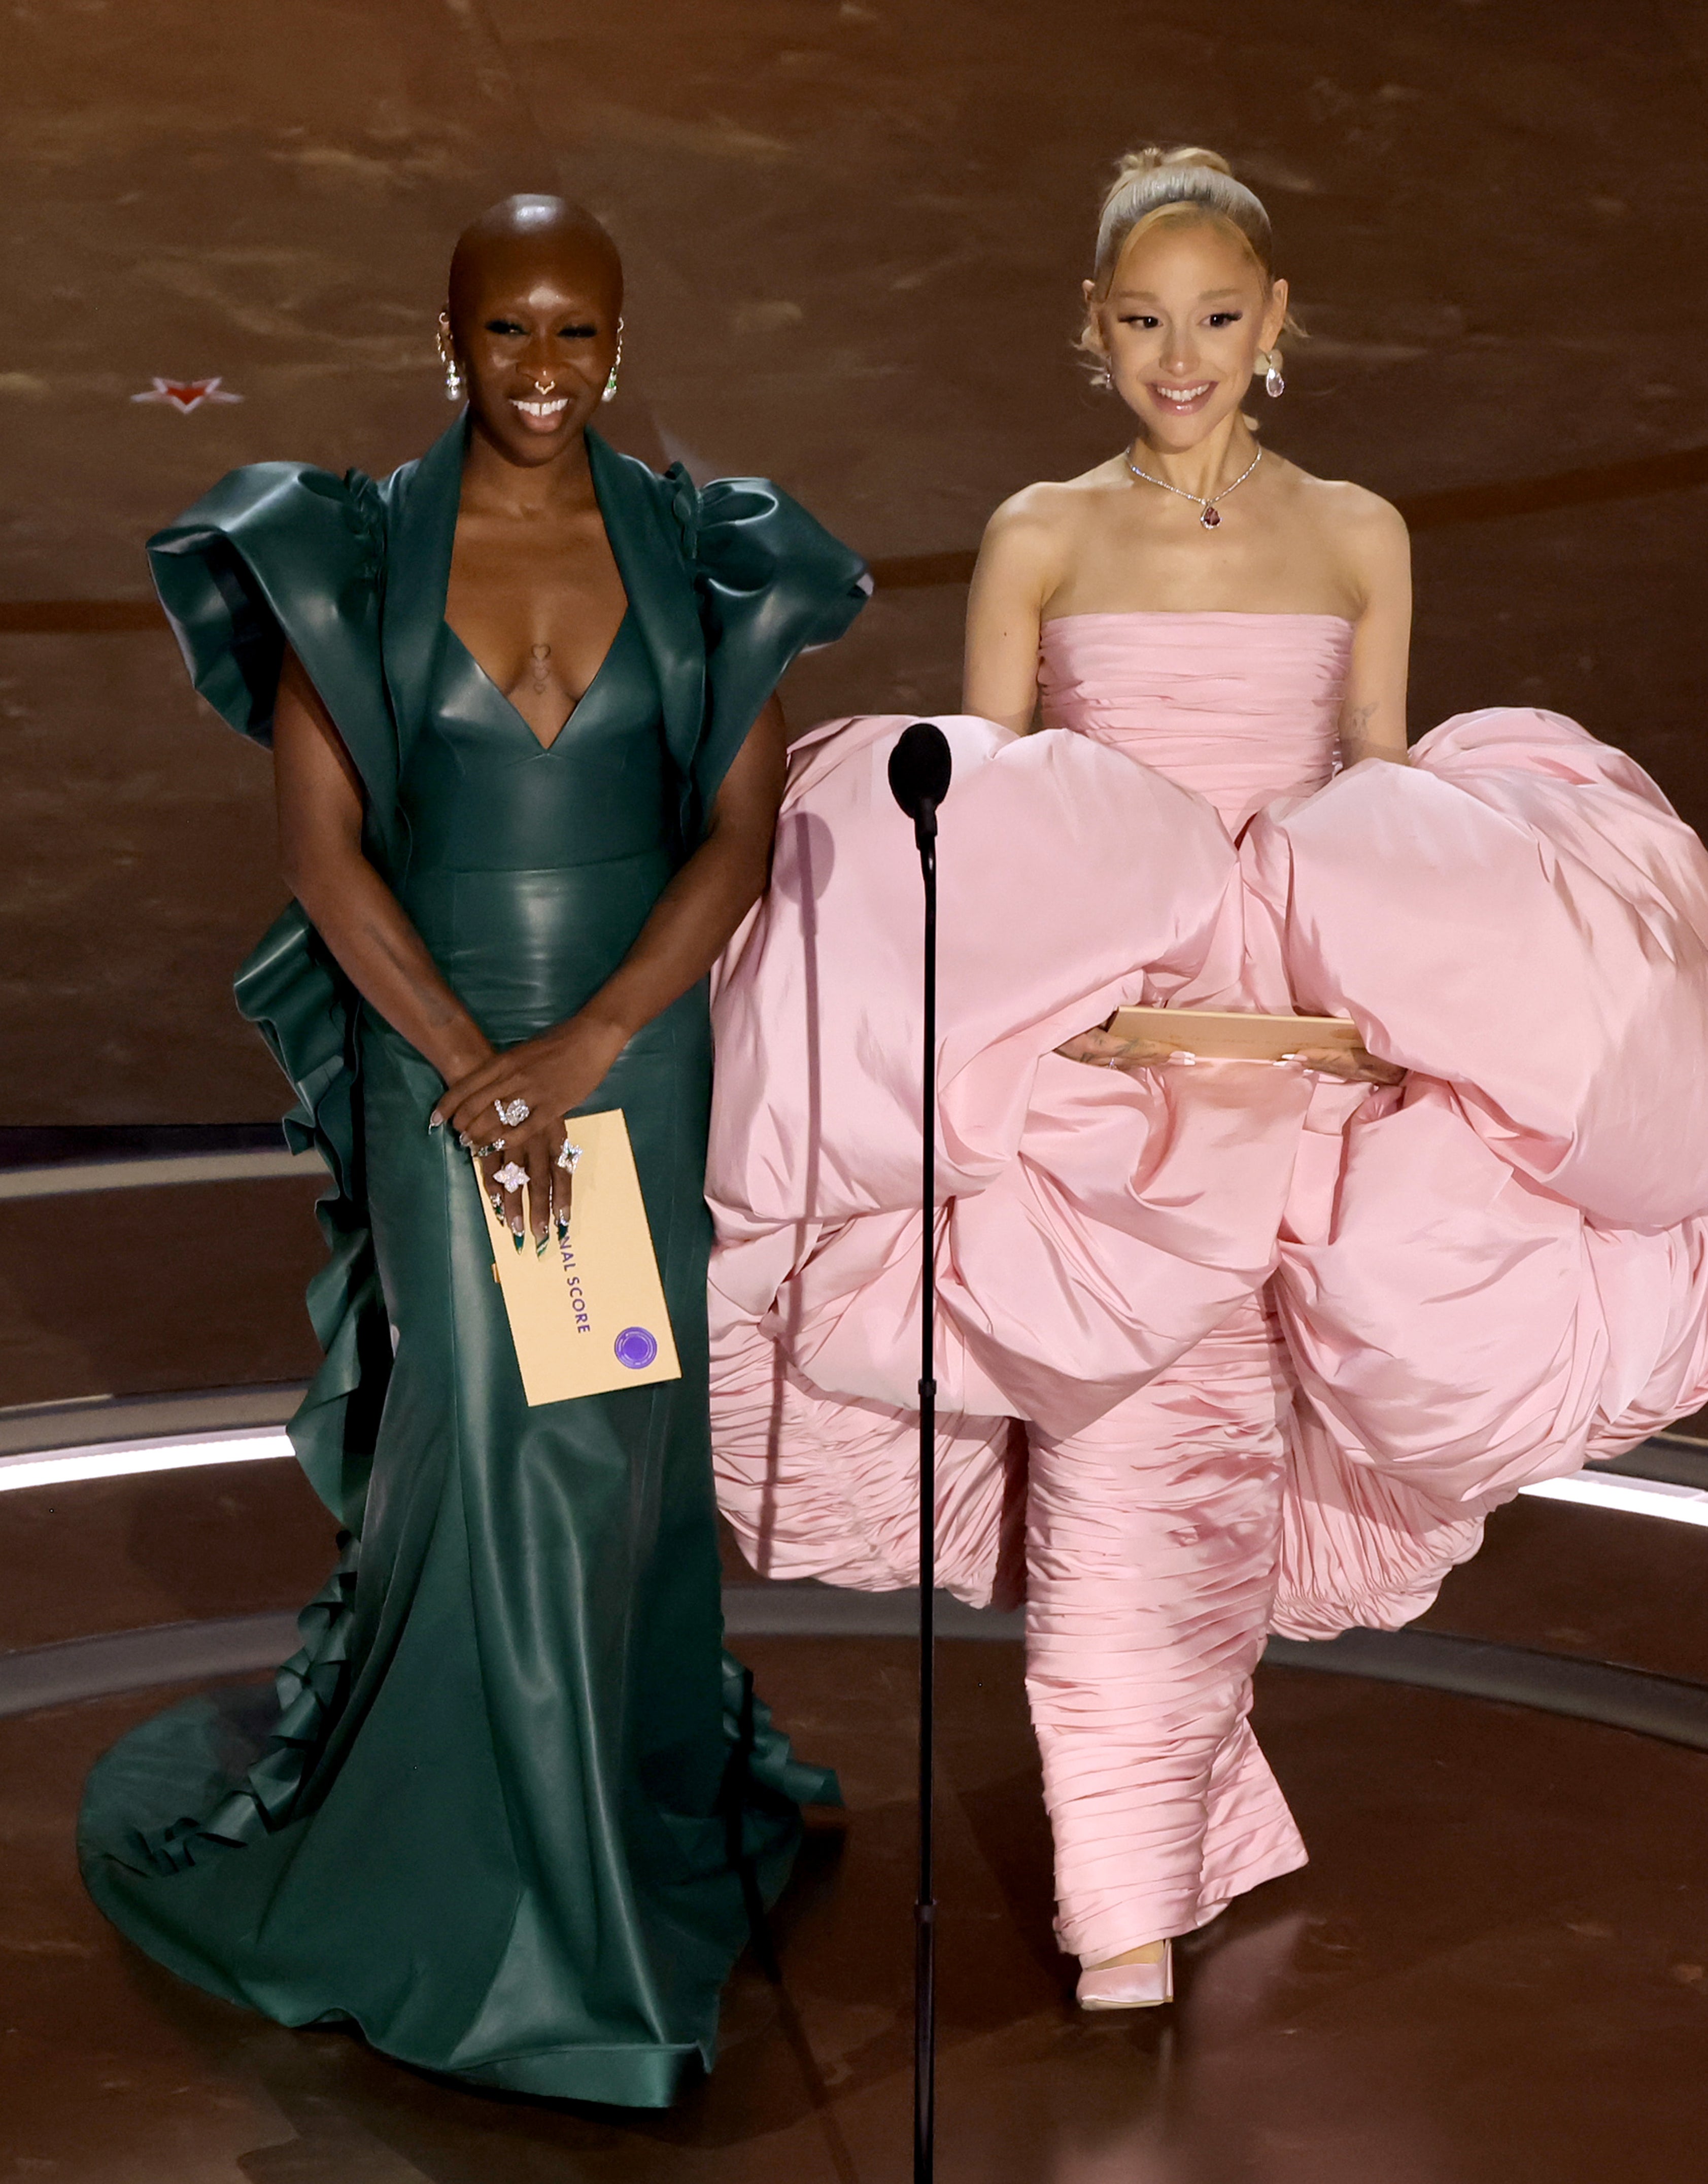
[436,327,464,403]
[602,318,625,404]
[1262,350,1285,399]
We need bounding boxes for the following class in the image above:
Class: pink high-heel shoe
[1075,1939,1174,2010]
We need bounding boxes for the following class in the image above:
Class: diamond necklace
[1123,441,1263,530]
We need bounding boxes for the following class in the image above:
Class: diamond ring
[495,1097,531,1127]
[493,1161,529,1194]
[555,1140,583,1173]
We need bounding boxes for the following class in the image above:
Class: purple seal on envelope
[613,1326,658,1370]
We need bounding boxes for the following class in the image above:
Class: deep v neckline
[442,609,631,754]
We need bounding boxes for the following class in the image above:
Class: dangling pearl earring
[436,322,464,403]
[1261,349,1285,399]
[601,318,625,404]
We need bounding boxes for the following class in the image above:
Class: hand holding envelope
[477,1110,681,1405]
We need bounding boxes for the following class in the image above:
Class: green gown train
[77,417,869,2107]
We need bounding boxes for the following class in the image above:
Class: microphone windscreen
[887,721,953,821]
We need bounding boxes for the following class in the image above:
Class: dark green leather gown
[77,419,868,2107]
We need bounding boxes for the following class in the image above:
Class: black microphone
[888,720,953,847]
[887,715,952,2184]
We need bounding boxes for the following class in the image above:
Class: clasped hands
[1055,1026,1406,1085]
[429,1013,630,1248]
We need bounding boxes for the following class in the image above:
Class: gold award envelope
[478,1110,680,1407]
[1107,1006,1368,1064]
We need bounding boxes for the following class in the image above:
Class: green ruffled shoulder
[584,435,869,836]
[665,466,870,818]
[146,461,402,851]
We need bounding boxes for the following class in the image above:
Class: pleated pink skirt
[1026,1292,1307,1957]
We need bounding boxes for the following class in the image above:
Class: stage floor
[4,1461,1708,2182]
[7,1634,1707,2183]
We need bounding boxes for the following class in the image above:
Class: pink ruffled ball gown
[707,609,1708,1964]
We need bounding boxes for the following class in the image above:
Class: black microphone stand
[887,720,953,2184]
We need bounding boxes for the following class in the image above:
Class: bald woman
[80,196,868,2106]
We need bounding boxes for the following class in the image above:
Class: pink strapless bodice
[1039,611,1350,832]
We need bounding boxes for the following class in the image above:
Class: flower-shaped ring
[493,1162,529,1194]
[555,1140,583,1173]
[495,1097,531,1128]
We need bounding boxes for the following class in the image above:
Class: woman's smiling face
[443,228,623,470]
[1084,215,1287,450]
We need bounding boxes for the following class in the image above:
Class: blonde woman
[708,150,1708,2009]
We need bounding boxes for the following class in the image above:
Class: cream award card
[478,1109,681,1407]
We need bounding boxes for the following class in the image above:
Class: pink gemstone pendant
[1200,504,1221,529]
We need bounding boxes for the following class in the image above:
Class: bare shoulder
[976,474,1104,594]
[982,474,1102,544]
[1273,463,1410,611]
[1281,465,1408,552]
[989,455,1129,527]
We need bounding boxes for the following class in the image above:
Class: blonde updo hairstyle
[1079,145,1303,380]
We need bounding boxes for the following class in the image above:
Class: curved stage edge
[8,1583,1708,1754]
[5,1384,1707,1753]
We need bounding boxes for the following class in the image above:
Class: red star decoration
[131,376,244,415]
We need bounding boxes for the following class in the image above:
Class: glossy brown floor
[4,1636,1705,2184]
[5,1461,1708,2181]
[7,1454,1708,1676]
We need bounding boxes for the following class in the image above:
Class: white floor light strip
[2,1422,1707,1528]
[1517,1472,1708,1528]
[0,1427,294,1493]
[0,1148,324,1201]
